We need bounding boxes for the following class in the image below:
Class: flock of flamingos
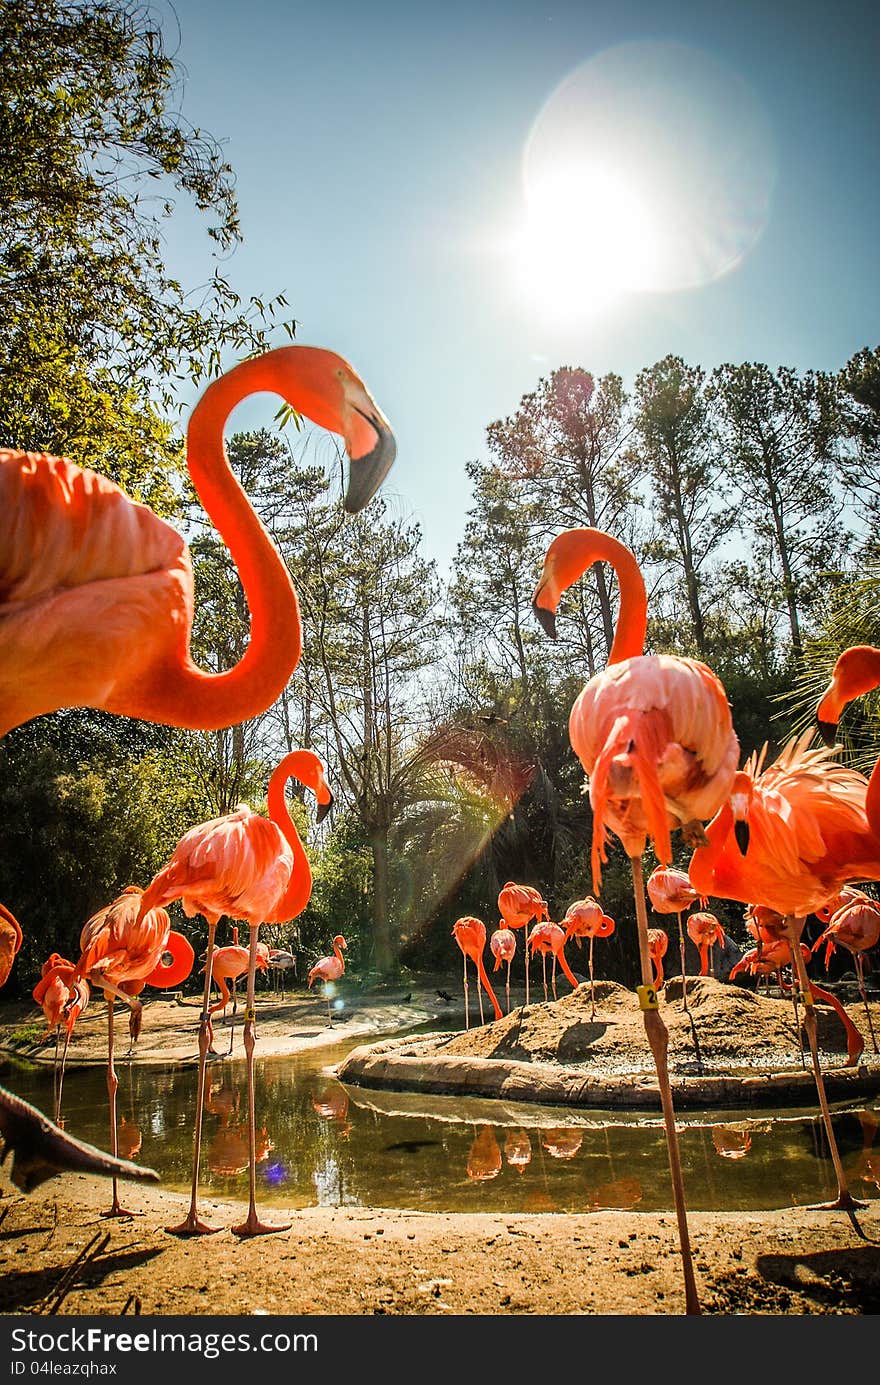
[0,343,879,1314]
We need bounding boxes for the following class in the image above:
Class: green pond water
[2,1023,878,1215]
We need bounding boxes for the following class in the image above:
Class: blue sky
[158,0,880,575]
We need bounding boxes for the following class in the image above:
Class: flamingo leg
[52,1031,60,1125]
[166,919,221,1236]
[102,998,135,1218]
[589,936,596,1020]
[541,953,548,1002]
[233,925,291,1237]
[505,959,511,1015]
[676,910,691,1013]
[630,856,701,1316]
[855,954,879,1054]
[551,954,558,1000]
[56,1025,73,1126]
[784,916,866,1213]
[477,964,485,1026]
[462,953,469,1031]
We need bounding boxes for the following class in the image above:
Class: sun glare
[510,40,777,322]
[513,162,659,316]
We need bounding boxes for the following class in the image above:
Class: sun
[511,159,659,317]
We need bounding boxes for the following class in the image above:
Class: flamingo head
[277,750,334,822]
[531,531,591,639]
[816,646,880,746]
[729,771,753,855]
[332,935,347,951]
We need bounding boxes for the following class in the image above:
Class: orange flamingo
[816,645,880,834]
[32,955,90,1123]
[647,865,699,1009]
[0,906,158,1196]
[811,894,880,1053]
[647,928,668,990]
[527,921,579,1000]
[451,917,502,1029]
[533,528,740,1315]
[0,346,395,741]
[688,730,880,1215]
[498,882,549,1008]
[563,896,615,1019]
[504,1128,532,1174]
[489,926,517,1013]
[307,936,348,1026]
[0,902,22,988]
[728,938,864,1067]
[814,884,871,925]
[686,910,725,977]
[72,885,175,1216]
[466,1126,503,1181]
[140,748,333,1237]
[207,931,270,1054]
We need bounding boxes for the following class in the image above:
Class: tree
[486,368,643,676]
[708,363,845,662]
[837,345,880,544]
[633,355,733,658]
[0,0,292,507]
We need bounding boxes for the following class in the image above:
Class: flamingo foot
[165,1213,222,1237]
[101,1204,140,1219]
[231,1211,291,1238]
[805,1192,867,1212]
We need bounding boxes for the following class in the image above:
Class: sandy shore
[2,980,879,1316]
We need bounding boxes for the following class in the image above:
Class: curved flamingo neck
[267,753,314,920]
[149,353,303,727]
[556,530,648,663]
[687,802,731,897]
[333,940,345,967]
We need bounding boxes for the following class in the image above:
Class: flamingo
[686,910,726,978]
[0,905,159,1197]
[139,748,332,1237]
[207,932,270,1055]
[504,1128,532,1174]
[688,728,880,1210]
[816,644,880,834]
[307,936,347,1025]
[451,917,502,1029]
[562,896,615,1019]
[466,1126,503,1181]
[647,928,668,990]
[0,902,22,988]
[72,885,180,1217]
[489,927,517,1013]
[811,894,880,1053]
[646,865,699,1009]
[526,921,579,1000]
[728,938,864,1067]
[0,345,395,741]
[32,955,89,1123]
[497,882,550,1008]
[533,527,740,1315]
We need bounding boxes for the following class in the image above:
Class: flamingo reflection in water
[504,1129,532,1174]
[711,1126,753,1160]
[541,1129,583,1160]
[311,1083,351,1137]
[466,1126,502,1181]
[586,1176,643,1211]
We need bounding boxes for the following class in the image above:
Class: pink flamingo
[0,902,22,989]
[647,928,668,991]
[527,922,579,1000]
[497,882,550,1007]
[489,927,517,1013]
[563,897,615,1019]
[307,936,348,1025]
[686,910,726,978]
[812,894,880,1053]
[32,955,90,1123]
[451,917,502,1029]
[139,748,333,1237]
[647,865,700,1008]
[207,929,270,1054]
[729,938,864,1067]
[73,885,176,1216]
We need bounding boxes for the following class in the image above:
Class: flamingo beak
[532,601,557,639]
[734,820,750,855]
[343,409,397,513]
[816,718,838,748]
[316,792,334,824]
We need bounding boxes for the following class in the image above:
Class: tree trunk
[369,825,395,976]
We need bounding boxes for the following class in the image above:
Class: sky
[155,0,880,577]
